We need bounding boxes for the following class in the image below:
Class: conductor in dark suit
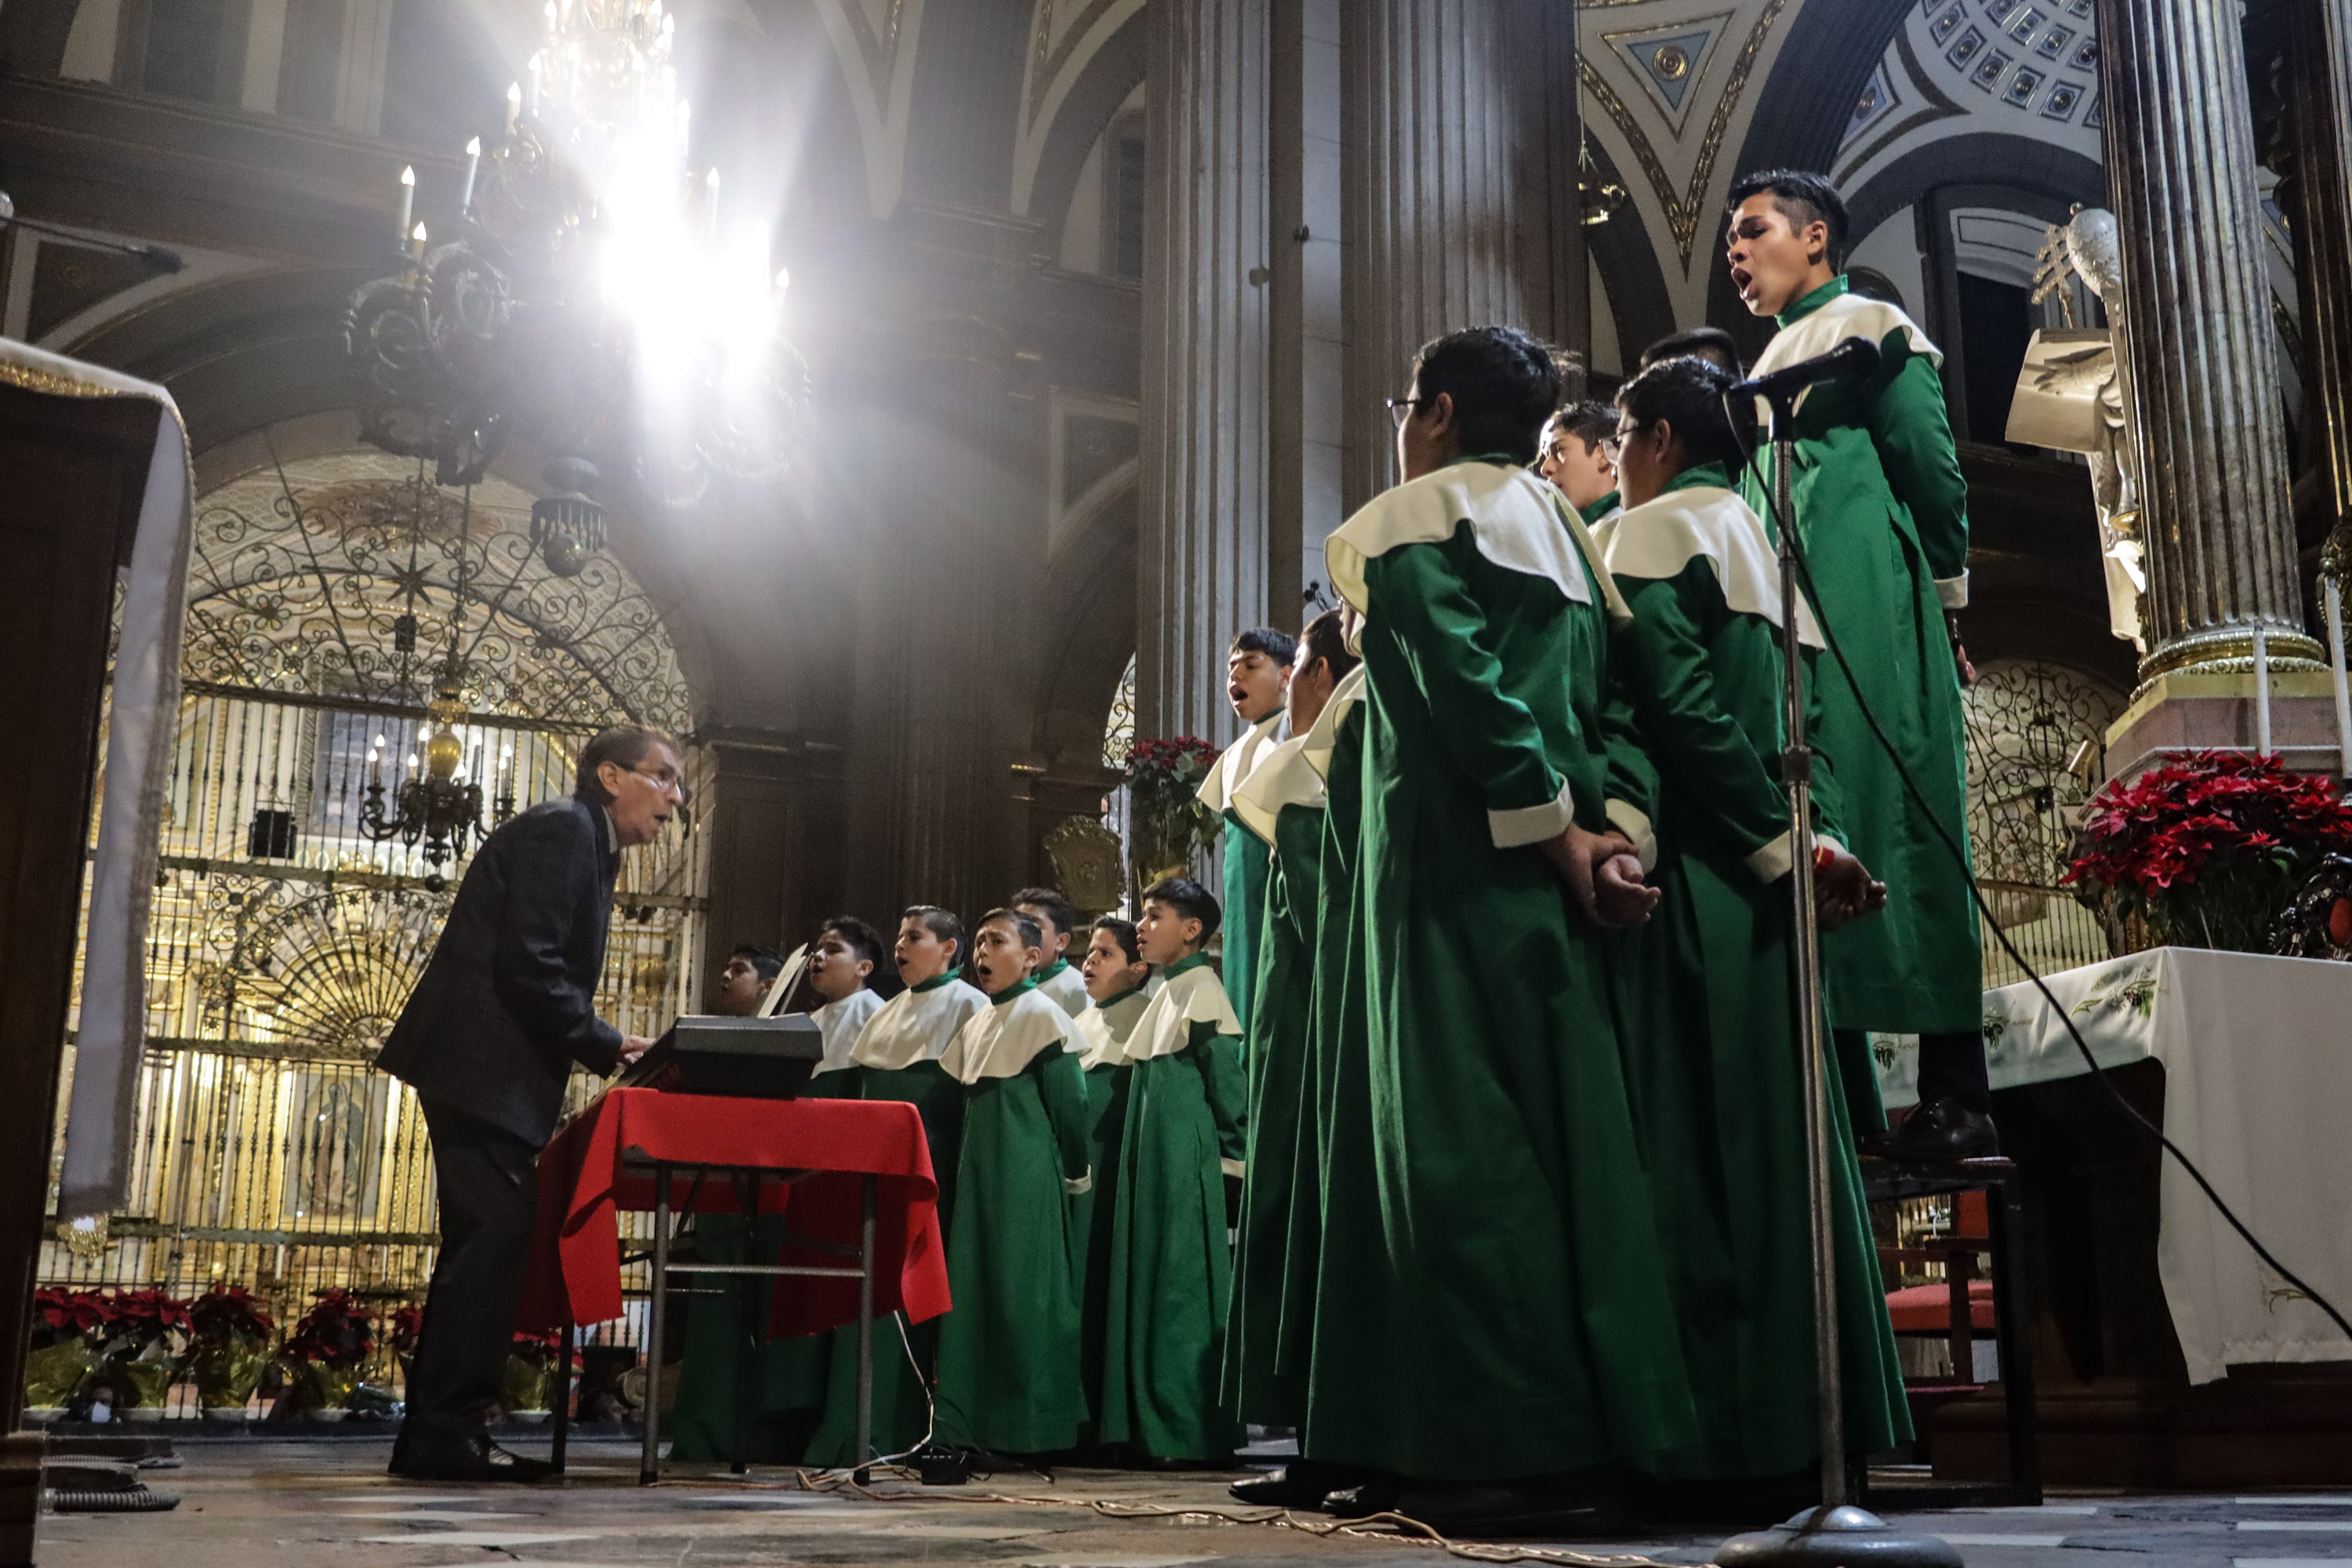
[379,724,683,1481]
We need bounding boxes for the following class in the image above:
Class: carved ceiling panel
[1011,0,1144,214]
[1833,0,2103,195]
[809,0,931,215]
[1575,0,1805,320]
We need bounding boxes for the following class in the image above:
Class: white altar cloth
[1879,948,2352,1385]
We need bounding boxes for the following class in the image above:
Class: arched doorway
[1963,657,2129,986]
[41,448,703,1380]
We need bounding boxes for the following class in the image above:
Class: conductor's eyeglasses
[628,766,689,804]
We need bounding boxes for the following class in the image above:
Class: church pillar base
[2100,673,2351,784]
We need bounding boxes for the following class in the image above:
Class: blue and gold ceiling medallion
[1602,14,1731,129]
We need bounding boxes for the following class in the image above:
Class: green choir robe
[1304,459,1698,1483]
[1034,956,1091,1020]
[1221,728,1327,1427]
[931,981,1094,1455]
[1098,953,1248,1461]
[800,969,986,1467]
[1746,274,1980,1040]
[1199,712,1282,1040]
[1599,466,1911,1478]
[1579,490,1622,529]
[1071,986,1149,1436]
[1298,662,1370,1454]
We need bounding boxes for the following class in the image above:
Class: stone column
[2285,0,2352,557]
[1339,0,1584,511]
[1269,0,1346,620]
[2092,0,2325,684]
[1138,0,1272,742]
[843,301,1029,920]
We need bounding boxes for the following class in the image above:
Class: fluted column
[2286,0,2352,555]
[2093,0,2325,681]
[1138,0,1272,742]
[1339,0,1583,510]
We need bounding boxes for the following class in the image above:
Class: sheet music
[759,943,811,1018]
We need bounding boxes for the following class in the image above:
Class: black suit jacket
[376,794,625,1147]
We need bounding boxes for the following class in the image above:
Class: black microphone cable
[1722,391,2352,1347]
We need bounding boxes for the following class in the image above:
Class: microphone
[1731,336,1882,403]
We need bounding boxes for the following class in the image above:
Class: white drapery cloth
[0,338,194,1221]
[1883,948,2352,1385]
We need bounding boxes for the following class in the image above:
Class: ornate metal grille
[39,451,704,1406]
[1962,657,2128,988]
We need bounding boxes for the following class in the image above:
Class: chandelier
[343,0,810,516]
[347,476,524,880]
[358,669,490,873]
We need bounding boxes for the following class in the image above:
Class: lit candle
[459,136,481,213]
[506,81,522,132]
[396,164,415,245]
[411,221,428,263]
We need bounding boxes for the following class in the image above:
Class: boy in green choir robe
[1070,916,1152,1441]
[1195,629,1294,1038]
[1638,325,1744,378]
[809,917,887,1075]
[932,909,1094,1457]
[1599,355,1911,1491]
[670,920,889,1465]
[1099,877,1248,1465]
[1015,887,1091,1020]
[1304,325,1693,1534]
[1539,400,1621,528]
[1726,169,1991,1161]
[801,906,988,1468]
[1224,609,1356,1435]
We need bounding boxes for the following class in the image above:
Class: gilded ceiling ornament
[1579,0,1789,263]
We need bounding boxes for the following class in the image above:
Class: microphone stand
[1717,387,1962,1568]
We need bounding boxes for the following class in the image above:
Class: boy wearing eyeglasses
[1537,399,1621,528]
[1294,328,1691,1534]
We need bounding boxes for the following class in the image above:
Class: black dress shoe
[1319,1475,1406,1516]
[1229,1460,1377,1509]
[389,1430,555,1483]
[1864,1098,1999,1163]
[1393,1475,1623,1538]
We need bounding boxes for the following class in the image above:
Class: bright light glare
[533,0,782,436]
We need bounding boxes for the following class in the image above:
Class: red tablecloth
[516,1088,951,1336]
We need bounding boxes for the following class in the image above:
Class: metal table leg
[552,1319,574,1475]
[853,1173,876,1485]
[641,1160,670,1486]
[1991,1166,2043,1502]
[732,1169,755,1476]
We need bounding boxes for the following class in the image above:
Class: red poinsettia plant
[1123,735,1224,878]
[104,1288,194,1355]
[2066,750,2352,952]
[387,1305,424,1358]
[284,1289,379,1368]
[31,1287,108,1350]
[188,1285,274,1348]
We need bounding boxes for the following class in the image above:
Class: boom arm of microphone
[1730,336,1882,403]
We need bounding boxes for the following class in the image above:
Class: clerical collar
[910,968,963,993]
[1663,462,1734,497]
[1777,273,1850,329]
[1037,957,1070,982]
[1160,952,1211,980]
[1579,490,1621,527]
[988,977,1039,1006]
[1094,984,1145,1009]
